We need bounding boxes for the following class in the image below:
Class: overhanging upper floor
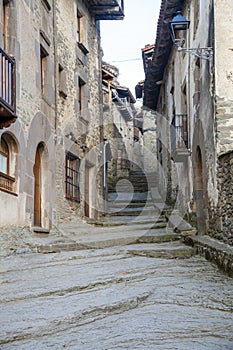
[88,0,124,20]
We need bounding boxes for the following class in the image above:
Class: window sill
[65,196,80,204]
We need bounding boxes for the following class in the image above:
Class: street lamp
[169,11,213,60]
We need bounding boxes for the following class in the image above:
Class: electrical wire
[109,58,142,63]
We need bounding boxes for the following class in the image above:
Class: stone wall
[209,152,233,245]
[0,0,104,228]
[50,0,103,223]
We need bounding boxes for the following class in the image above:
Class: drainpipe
[103,140,108,216]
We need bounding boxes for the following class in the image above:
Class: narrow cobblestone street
[1,243,233,349]
[1,179,233,349]
[0,0,233,349]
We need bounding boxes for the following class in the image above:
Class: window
[77,11,82,43]
[77,9,88,54]
[40,45,48,94]
[41,0,51,12]
[0,134,16,194]
[193,58,200,108]
[193,0,200,39]
[65,152,80,202]
[0,137,9,174]
[78,77,85,113]
[59,64,67,98]
[3,1,7,49]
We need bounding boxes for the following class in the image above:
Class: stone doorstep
[31,226,50,234]
[184,235,233,277]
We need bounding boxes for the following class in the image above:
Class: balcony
[0,171,15,194]
[0,47,17,129]
[171,114,190,162]
[89,0,124,20]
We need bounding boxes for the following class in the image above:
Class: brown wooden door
[84,166,89,217]
[34,148,41,227]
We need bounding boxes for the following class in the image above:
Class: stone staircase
[0,169,196,260]
[93,169,197,259]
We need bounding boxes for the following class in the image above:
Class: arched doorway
[33,145,42,226]
[33,143,48,228]
[194,146,206,234]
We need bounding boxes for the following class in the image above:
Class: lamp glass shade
[169,11,190,44]
[169,11,190,31]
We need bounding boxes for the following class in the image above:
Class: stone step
[108,201,154,209]
[107,207,159,216]
[28,228,181,253]
[124,242,196,259]
[108,192,149,202]
[108,187,148,193]
[97,216,167,228]
[136,230,181,244]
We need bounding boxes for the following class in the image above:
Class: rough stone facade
[0,0,123,230]
[143,0,233,244]
[102,64,141,190]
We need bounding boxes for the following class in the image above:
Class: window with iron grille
[65,152,80,202]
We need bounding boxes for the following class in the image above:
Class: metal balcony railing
[0,47,16,128]
[89,0,124,20]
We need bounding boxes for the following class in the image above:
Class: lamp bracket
[176,45,213,60]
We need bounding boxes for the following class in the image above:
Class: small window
[77,11,82,43]
[65,152,80,202]
[40,45,49,94]
[41,0,51,12]
[193,0,200,39]
[59,64,67,98]
[78,77,86,112]
[0,134,16,194]
[77,9,89,54]
[3,1,7,49]
[0,137,9,174]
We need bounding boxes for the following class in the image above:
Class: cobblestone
[1,244,233,349]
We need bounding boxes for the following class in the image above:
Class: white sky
[100,0,161,97]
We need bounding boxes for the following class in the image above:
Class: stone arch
[193,146,207,233]
[192,120,208,234]
[33,141,50,228]
[27,113,55,230]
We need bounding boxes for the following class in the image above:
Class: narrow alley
[0,0,233,349]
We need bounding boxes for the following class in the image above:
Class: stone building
[102,62,141,192]
[143,0,233,244]
[0,0,124,230]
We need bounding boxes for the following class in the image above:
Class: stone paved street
[1,241,233,349]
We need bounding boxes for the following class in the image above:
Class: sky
[100,0,161,97]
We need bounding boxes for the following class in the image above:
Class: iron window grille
[171,114,188,151]
[65,152,80,202]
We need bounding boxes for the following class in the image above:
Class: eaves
[143,0,185,111]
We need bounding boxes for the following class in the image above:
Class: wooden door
[84,166,89,217]
[34,148,41,226]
